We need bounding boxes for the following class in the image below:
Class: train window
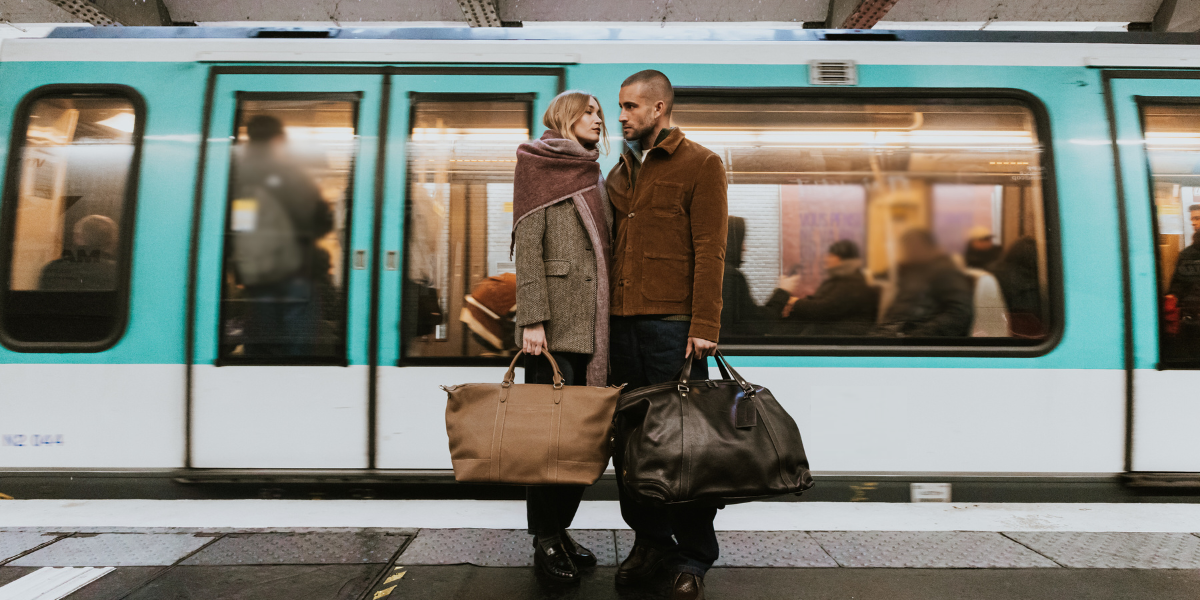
[672,94,1053,346]
[217,95,357,362]
[0,89,143,350]
[1142,104,1200,365]
[401,95,531,360]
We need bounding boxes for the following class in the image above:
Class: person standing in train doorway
[607,70,728,600]
[512,90,613,583]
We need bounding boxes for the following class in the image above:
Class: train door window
[217,97,357,362]
[673,94,1054,348]
[0,89,143,350]
[401,95,531,360]
[1141,104,1200,365]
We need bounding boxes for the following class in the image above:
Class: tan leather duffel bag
[443,350,620,485]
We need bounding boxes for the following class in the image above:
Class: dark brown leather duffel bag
[443,350,620,485]
[614,351,814,506]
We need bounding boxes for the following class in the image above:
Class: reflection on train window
[402,96,530,359]
[1,92,140,348]
[218,96,357,362]
[1142,104,1200,365]
[672,97,1052,344]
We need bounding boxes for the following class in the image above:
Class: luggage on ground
[614,351,814,506]
[443,349,620,485]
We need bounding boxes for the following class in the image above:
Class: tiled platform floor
[5,527,1200,599]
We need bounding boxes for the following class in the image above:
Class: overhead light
[410,127,530,142]
[96,113,135,133]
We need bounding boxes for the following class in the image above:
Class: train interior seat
[965,268,1011,337]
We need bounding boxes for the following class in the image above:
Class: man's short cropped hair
[1189,204,1200,213]
[620,70,674,115]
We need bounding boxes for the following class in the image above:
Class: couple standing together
[512,70,727,599]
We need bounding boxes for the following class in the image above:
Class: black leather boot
[615,543,669,586]
[534,540,580,583]
[561,530,597,568]
[669,572,705,600]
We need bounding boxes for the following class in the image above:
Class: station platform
[2,500,1200,599]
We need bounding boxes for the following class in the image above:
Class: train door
[373,73,561,469]
[1110,74,1200,473]
[189,74,384,468]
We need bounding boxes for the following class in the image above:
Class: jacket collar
[655,127,685,154]
[623,127,684,163]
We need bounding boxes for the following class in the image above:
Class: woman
[511,90,612,583]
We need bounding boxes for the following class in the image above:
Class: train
[2,26,1199,495]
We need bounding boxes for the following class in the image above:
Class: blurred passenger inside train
[229,114,334,356]
[720,216,776,336]
[511,90,611,583]
[991,237,1044,338]
[1166,204,1200,343]
[963,226,1002,270]
[460,272,518,354]
[765,239,878,336]
[38,214,118,291]
[877,228,974,337]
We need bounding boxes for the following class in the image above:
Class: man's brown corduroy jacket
[606,127,728,342]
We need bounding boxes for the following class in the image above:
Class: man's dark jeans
[610,316,719,577]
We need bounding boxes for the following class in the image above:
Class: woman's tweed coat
[513,183,613,356]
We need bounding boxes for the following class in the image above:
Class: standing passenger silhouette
[229,115,334,356]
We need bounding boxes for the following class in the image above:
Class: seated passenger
[766,240,878,336]
[878,229,974,337]
[721,216,776,336]
[38,214,119,291]
[1167,204,1200,349]
[964,226,1002,270]
[991,237,1044,338]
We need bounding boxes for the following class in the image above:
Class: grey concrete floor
[6,564,1200,600]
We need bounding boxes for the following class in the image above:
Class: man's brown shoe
[669,572,705,600]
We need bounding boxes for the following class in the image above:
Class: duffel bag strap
[714,351,754,395]
[502,349,566,389]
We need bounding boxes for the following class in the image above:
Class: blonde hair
[542,90,609,154]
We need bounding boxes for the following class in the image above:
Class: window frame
[673,86,1064,358]
[214,90,363,367]
[0,84,147,353]
[1134,95,1200,370]
[398,91,536,367]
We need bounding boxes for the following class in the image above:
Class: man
[39,214,119,291]
[964,226,1002,270]
[607,70,728,600]
[1167,205,1200,350]
[767,239,878,336]
[878,228,973,337]
[720,216,774,336]
[230,115,334,356]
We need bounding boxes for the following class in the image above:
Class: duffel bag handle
[503,349,565,389]
[677,350,753,395]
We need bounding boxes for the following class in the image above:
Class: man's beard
[623,120,655,142]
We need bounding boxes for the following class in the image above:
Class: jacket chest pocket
[648,182,685,217]
[544,259,571,277]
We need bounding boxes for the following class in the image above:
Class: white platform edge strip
[0,567,113,600]
[3,501,1200,533]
